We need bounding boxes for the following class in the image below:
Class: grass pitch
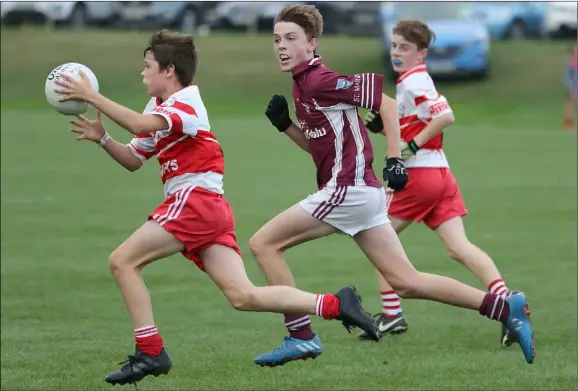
[1,29,576,390]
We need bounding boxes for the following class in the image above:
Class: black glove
[384,157,408,191]
[363,110,383,134]
[265,94,293,132]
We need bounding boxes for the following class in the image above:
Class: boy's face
[142,52,170,97]
[273,21,317,72]
[390,34,428,73]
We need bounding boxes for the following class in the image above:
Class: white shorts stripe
[154,186,195,226]
[153,186,186,225]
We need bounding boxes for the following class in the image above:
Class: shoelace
[271,337,292,353]
[117,355,140,391]
[343,314,381,334]
[341,322,355,333]
[342,305,376,334]
[371,313,383,321]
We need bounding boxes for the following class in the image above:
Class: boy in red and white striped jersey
[54,29,381,385]
[361,19,527,349]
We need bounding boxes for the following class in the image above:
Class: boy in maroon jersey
[250,5,535,367]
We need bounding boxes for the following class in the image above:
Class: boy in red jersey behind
[250,6,535,368]
[564,43,577,130]
[359,19,526,349]
[54,29,381,386]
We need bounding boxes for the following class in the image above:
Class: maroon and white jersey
[396,63,453,168]
[291,57,384,189]
[127,86,225,198]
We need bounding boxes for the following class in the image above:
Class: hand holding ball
[45,63,99,115]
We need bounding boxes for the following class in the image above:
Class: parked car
[380,2,490,80]
[118,2,213,32]
[0,1,121,29]
[206,1,347,34]
[471,2,547,40]
[206,2,277,31]
[542,1,577,39]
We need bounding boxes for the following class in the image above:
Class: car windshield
[395,2,473,20]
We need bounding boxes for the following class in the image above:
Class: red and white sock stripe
[488,279,509,298]
[315,294,325,317]
[134,325,158,339]
[381,290,401,317]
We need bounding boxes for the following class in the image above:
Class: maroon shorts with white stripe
[299,185,390,236]
[149,186,241,271]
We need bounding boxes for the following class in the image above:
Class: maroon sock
[284,314,315,340]
[479,293,510,324]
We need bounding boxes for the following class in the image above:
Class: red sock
[284,314,314,340]
[381,290,402,318]
[315,294,340,319]
[488,278,509,298]
[478,293,510,324]
[135,326,163,357]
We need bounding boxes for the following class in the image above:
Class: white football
[44,62,99,116]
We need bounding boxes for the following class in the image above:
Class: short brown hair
[144,29,198,87]
[274,5,323,40]
[393,20,435,50]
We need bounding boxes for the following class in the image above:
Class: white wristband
[99,132,112,148]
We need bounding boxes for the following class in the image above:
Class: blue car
[380,2,490,80]
[470,2,547,40]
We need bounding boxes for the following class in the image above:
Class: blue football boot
[254,334,323,367]
[504,292,536,364]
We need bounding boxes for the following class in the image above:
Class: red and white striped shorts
[149,186,241,271]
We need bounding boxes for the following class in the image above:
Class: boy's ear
[309,38,318,53]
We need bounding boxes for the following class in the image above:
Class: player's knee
[388,271,421,299]
[248,233,278,259]
[108,248,135,275]
[224,288,256,311]
[108,249,124,275]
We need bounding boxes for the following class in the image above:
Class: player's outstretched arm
[55,72,168,136]
[100,139,144,172]
[70,112,143,172]
[87,93,168,136]
[378,93,402,159]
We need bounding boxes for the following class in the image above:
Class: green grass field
[1,29,577,390]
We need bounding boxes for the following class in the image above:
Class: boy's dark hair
[393,20,436,50]
[144,29,197,87]
[274,5,324,40]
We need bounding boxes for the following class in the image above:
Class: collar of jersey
[396,62,427,84]
[292,56,323,80]
[154,84,196,106]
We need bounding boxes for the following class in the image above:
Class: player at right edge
[359,19,532,351]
